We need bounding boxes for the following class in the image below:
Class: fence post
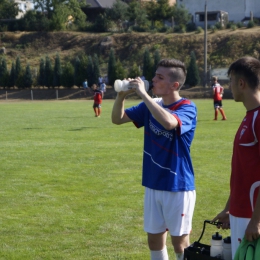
[56,90,58,99]
[31,90,33,100]
[6,91,7,100]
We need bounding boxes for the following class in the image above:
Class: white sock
[175,252,184,260]
[150,246,169,260]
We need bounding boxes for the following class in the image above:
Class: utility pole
[204,0,208,88]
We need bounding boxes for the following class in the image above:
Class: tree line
[0,48,200,89]
[0,0,193,33]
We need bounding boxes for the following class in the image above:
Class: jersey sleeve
[170,100,197,135]
[125,102,147,128]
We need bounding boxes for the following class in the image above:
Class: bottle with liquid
[222,236,232,260]
[210,232,223,258]
[114,79,152,92]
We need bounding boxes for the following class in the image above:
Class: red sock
[219,108,226,119]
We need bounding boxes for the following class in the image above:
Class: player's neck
[244,91,260,111]
[162,92,181,106]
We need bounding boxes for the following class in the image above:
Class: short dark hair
[228,56,260,90]
[157,58,187,88]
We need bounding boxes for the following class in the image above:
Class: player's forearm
[140,93,178,130]
[111,93,127,124]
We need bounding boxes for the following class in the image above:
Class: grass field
[0,99,245,260]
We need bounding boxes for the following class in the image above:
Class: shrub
[196,26,203,34]
[247,20,255,28]
[231,25,237,31]
[186,22,196,32]
[157,26,168,33]
[236,22,243,28]
[211,26,217,33]
[214,22,223,30]
[226,22,236,29]
[131,25,147,32]
[174,24,186,33]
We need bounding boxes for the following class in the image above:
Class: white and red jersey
[212,83,223,101]
[230,106,260,218]
[93,89,102,104]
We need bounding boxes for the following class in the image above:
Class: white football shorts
[144,187,196,236]
[230,214,250,259]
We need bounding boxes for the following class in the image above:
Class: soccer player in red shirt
[212,57,260,259]
[212,76,227,120]
[91,84,103,117]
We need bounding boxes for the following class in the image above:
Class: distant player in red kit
[91,84,103,117]
[212,76,227,120]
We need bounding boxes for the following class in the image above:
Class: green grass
[0,99,245,259]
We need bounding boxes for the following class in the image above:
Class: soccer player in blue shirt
[111,58,197,260]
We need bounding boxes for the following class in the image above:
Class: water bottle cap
[223,236,231,244]
[212,232,222,240]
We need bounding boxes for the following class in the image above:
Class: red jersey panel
[230,106,260,218]
[213,84,223,101]
[94,90,102,104]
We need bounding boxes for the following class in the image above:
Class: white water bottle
[210,232,223,258]
[222,236,232,260]
[114,79,151,92]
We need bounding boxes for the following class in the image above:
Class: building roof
[86,0,117,8]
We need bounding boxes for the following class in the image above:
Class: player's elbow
[111,117,123,125]
[164,122,176,131]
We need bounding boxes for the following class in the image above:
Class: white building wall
[177,0,260,23]
[14,0,34,19]
[245,0,260,18]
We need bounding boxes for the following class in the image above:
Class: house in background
[176,0,260,27]
[14,0,34,19]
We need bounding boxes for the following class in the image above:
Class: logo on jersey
[149,120,173,141]
[239,125,247,139]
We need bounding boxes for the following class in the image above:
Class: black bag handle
[197,220,223,243]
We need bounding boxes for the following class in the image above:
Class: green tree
[172,4,191,27]
[78,55,88,87]
[15,56,21,84]
[86,56,94,86]
[153,49,161,73]
[33,0,87,31]
[115,59,126,80]
[61,61,74,88]
[93,54,100,86]
[0,58,8,88]
[74,56,81,87]
[145,0,174,26]
[53,53,62,87]
[9,62,16,88]
[185,51,200,87]
[142,48,153,81]
[24,64,33,88]
[128,62,140,78]
[21,10,50,31]
[107,0,128,23]
[38,58,45,86]
[0,0,19,19]
[92,13,111,32]
[107,48,117,86]
[45,56,53,88]
[126,0,148,27]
